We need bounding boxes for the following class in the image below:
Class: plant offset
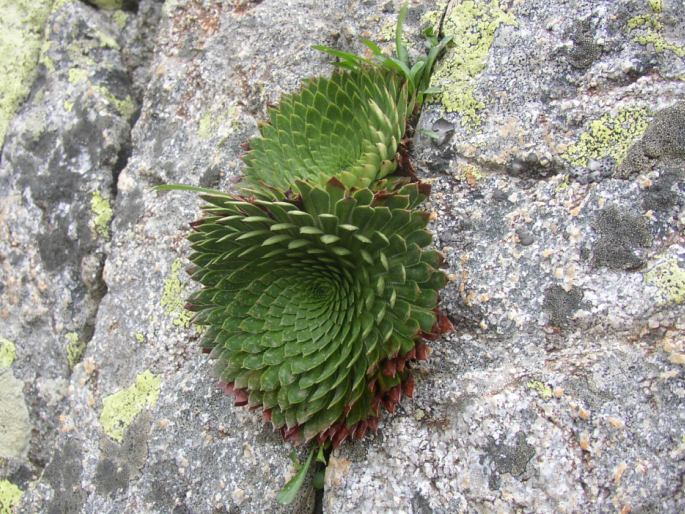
[157,3,452,504]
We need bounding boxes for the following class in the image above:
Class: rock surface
[0,0,683,513]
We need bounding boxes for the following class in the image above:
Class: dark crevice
[312,445,331,514]
[74,1,161,368]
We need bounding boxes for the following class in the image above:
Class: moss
[0,338,16,369]
[99,370,161,443]
[0,480,22,514]
[627,2,685,57]
[0,0,53,147]
[65,332,86,368]
[561,107,650,167]
[68,67,89,85]
[430,0,517,127]
[161,259,193,328]
[526,380,552,400]
[113,10,129,29]
[645,258,685,305]
[91,191,113,238]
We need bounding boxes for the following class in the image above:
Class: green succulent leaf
[241,66,408,195]
[189,180,446,444]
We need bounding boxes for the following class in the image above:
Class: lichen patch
[645,258,685,305]
[0,0,53,146]
[161,259,193,328]
[99,370,161,443]
[0,480,23,514]
[91,191,114,239]
[562,108,650,168]
[430,0,517,127]
[0,338,16,369]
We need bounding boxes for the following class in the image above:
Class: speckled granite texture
[0,0,683,512]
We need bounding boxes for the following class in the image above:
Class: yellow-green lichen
[561,107,650,168]
[648,0,663,14]
[161,259,193,328]
[63,99,74,112]
[113,10,128,29]
[0,0,53,147]
[378,19,398,43]
[95,30,119,50]
[420,1,449,34]
[90,0,124,8]
[94,86,135,120]
[91,191,113,238]
[0,338,16,368]
[0,480,22,514]
[68,67,89,85]
[65,332,86,369]
[430,0,517,127]
[134,332,145,344]
[99,370,161,442]
[526,380,553,400]
[645,258,685,305]
[456,163,484,184]
[555,174,571,192]
[627,2,685,57]
[198,103,240,141]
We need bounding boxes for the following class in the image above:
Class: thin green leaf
[289,449,301,468]
[153,184,230,196]
[316,444,327,464]
[409,61,426,82]
[421,26,438,46]
[312,45,371,67]
[361,38,383,56]
[386,56,415,93]
[396,2,409,65]
[277,447,314,505]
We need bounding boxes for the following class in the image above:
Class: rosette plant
[188,179,447,440]
[156,2,453,505]
[240,67,409,192]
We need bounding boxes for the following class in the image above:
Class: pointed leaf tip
[277,447,314,505]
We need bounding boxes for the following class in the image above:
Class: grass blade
[277,447,314,505]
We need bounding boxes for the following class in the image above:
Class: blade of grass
[277,447,314,505]
[396,2,410,65]
[361,38,383,56]
[154,184,230,196]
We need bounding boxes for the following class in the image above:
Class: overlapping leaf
[186,180,447,444]
[241,66,408,194]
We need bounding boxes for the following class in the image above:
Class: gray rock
[0,0,683,513]
[326,0,685,512]
[0,0,135,478]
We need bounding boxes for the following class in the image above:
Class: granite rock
[0,0,683,513]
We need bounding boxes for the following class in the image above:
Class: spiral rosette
[186,179,449,445]
[241,66,408,194]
